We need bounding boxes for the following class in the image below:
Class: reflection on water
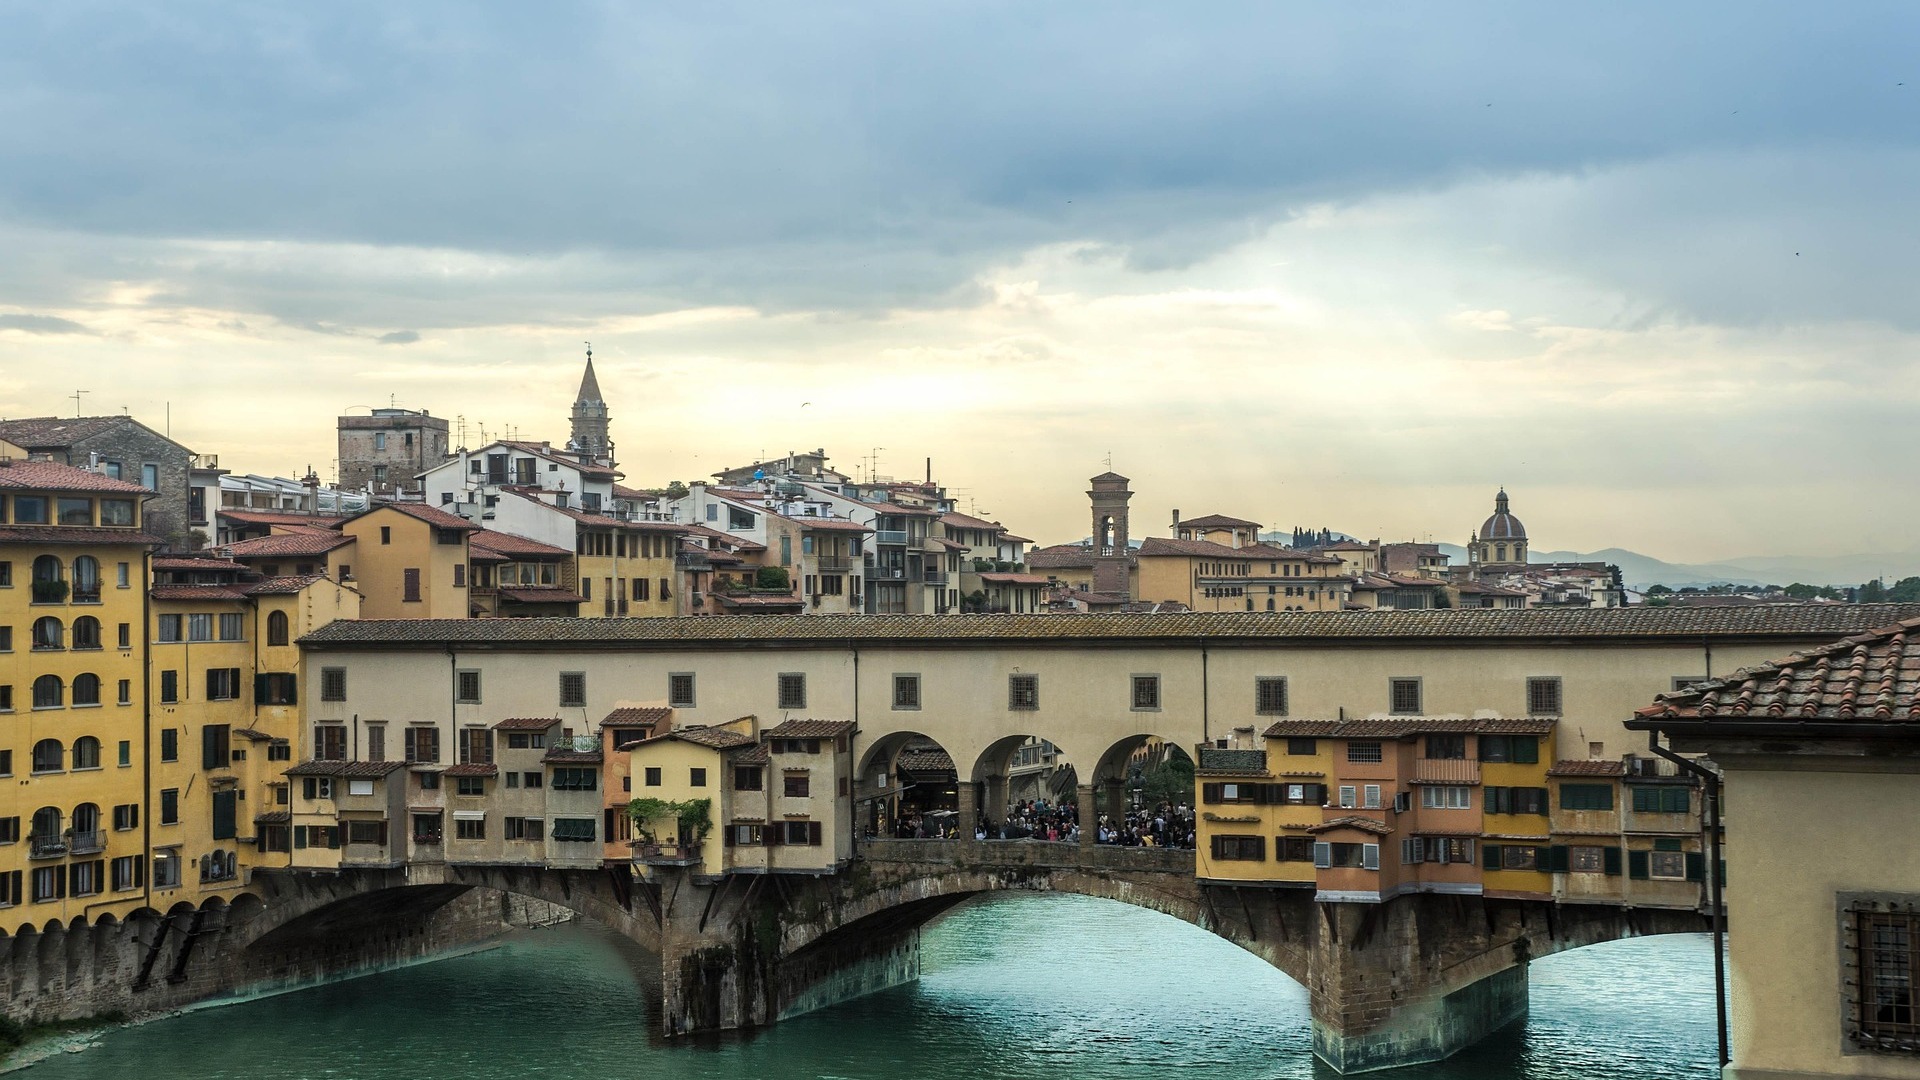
[14,893,1719,1080]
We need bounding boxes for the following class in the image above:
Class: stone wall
[56,420,194,548]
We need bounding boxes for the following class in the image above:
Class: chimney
[1171,509,1180,536]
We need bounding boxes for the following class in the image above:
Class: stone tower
[1087,471,1134,598]
[569,348,612,465]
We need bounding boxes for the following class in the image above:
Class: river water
[17,894,1718,1079]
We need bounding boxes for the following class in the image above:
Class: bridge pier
[1076,784,1097,847]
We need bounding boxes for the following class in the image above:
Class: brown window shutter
[808,822,822,846]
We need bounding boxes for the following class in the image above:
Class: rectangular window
[13,496,46,524]
[456,669,482,704]
[1846,902,1920,1048]
[1527,677,1563,716]
[1008,674,1039,710]
[315,725,347,761]
[689,767,707,787]
[404,726,441,763]
[157,614,182,642]
[1209,835,1266,861]
[1569,845,1607,873]
[57,497,93,525]
[217,613,244,641]
[1255,677,1289,716]
[1276,836,1315,862]
[784,773,811,798]
[113,804,139,830]
[1425,735,1466,760]
[734,766,763,791]
[552,768,596,791]
[552,818,595,843]
[669,672,696,708]
[187,613,213,641]
[1478,734,1539,764]
[111,856,143,892]
[1421,785,1471,809]
[152,850,181,888]
[559,671,586,708]
[1501,845,1541,870]
[347,821,386,846]
[1559,784,1614,811]
[201,724,231,770]
[321,667,347,701]
[1362,784,1382,809]
[160,789,179,825]
[777,672,806,710]
[205,667,241,701]
[1131,674,1160,711]
[1389,678,1422,714]
[1337,784,1357,808]
[456,776,486,797]
[117,679,131,705]
[160,728,178,762]
[1649,851,1687,880]
[892,674,920,710]
[1631,786,1691,813]
[366,726,386,762]
[455,817,486,840]
[256,672,298,705]
[1346,741,1383,764]
[403,567,421,602]
[644,766,662,787]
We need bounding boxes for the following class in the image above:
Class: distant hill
[1429,543,1920,591]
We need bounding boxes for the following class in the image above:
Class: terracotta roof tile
[1177,514,1262,530]
[253,810,292,824]
[492,716,562,731]
[217,510,348,528]
[1261,716,1556,739]
[895,748,955,773]
[646,726,755,750]
[150,584,249,601]
[220,531,354,558]
[153,556,247,572]
[0,525,163,547]
[731,743,770,765]
[542,747,604,764]
[443,763,499,777]
[469,529,572,559]
[496,586,586,605]
[1547,759,1627,777]
[764,719,855,739]
[939,511,1005,531]
[1308,815,1394,835]
[367,502,480,531]
[240,573,334,596]
[978,572,1051,585]
[286,759,409,777]
[0,415,143,447]
[1634,615,1920,729]
[604,706,672,727]
[301,605,1920,650]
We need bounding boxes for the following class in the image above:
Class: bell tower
[1087,471,1134,598]
[569,344,612,465]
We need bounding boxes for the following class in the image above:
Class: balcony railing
[70,586,102,604]
[923,571,949,586]
[69,830,105,854]
[865,565,907,581]
[874,530,909,546]
[29,835,66,858]
[1412,758,1482,785]
[675,552,711,570]
[815,556,854,572]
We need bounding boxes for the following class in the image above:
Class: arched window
[29,807,62,849]
[31,616,63,650]
[31,739,64,773]
[1496,543,1507,562]
[71,674,101,707]
[267,610,289,647]
[31,554,62,582]
[32,674,63,709]
[71,737,101,770]
[70,802,100,838]
[71,615,101,650]
[30,553,65,603]
[71,556,101,603]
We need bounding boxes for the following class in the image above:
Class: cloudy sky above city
[0,3,1914,561]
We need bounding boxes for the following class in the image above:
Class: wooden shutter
[211,790,237,841]
[1546,845,1569,873]
[1628,849,1650,880]
[403,568,421,602]
[1513,737,1539,764]
[404,728,417,761]
[1604,846,1622,876]
[1361,843,1379,871]
[255,674,269,704]
[1685,852,1706,882]
[1483,844,1502,870]
[1313,841,1331,869]
[1201,783,1223,804]
[808,822,822,846]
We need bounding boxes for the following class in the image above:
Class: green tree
[1860,578,1888,603]
[1887,576,1920,603]
[665,480,690,500]
[1645,584,1673,596]
[1139,757,1195,807]
[754,565,791,590]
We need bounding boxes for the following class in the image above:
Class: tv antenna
[70,389,89,416]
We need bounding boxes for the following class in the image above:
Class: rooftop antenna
[1103,450,1113,469]
[70,389,88,417]
[389,393,398,408]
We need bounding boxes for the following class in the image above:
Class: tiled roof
[895,748,955,773]
[0,458,154,495]
[493,440,621,481]
[497,586,587,605]
[979,572,1051,585]
[492,716,561,731]
[764,719,855,739]
[366,502,480,531]
[1138,536,1260,559]
[252,810,292,824]
[0,415,141,447]
[926,537,970,552]
[502,488,682,533]
[999,533,1033,543]
[151,584,249,601]
[1319,540,1376,552]
[543,747,603,764]
[1634,616,1920,727]
[285,759,409,777]
[0,525,162,547]
[240,573,334,596]
[604,706,672,727]
[679,523,766,550]
[300,604,1920,650]
[443,762,499,777]
[1261,716,1557,738]
[232,727,275,741]
[1308,815,1394,835]
[791,518,871,533]
[661,726,757,749]
[1026,544,1100,569]
[220,531,354,558]
[470,529,572,559]
[731,743,770,765]
[940,511,1004,531]
[218,510,347,528]
[1547,759,1627,777]
[153,556,247,572]
[712,593,805,609]
[1178,514,1261,529]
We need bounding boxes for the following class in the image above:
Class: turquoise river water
[16,894,1719,1079]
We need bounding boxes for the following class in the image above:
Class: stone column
[1308,895,1530,1073]
[1102,778,1127,820]
[956,780,979,853]
[984,772,1009,825]
[1076,784,1097,848]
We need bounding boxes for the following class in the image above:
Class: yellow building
[1629,617,1920,1080]
[1136,537,1350,613]
[0,458,159,932]
[335,503,477,619]
[467,529,582,617]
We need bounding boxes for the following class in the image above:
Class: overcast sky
[1,4,1914,561]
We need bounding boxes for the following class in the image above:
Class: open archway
[969,734,1079,839]
[856,730,963,840]
[1086,734,1196,848]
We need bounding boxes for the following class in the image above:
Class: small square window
[1527,677,1563,716]
[1008,674,1039,711]
[668,672,696,708]
[777,672,806,711]
[456,669,482,704]
[1131,674,1160,711]
[892,674,920,711]
[1389,678,1422,714]
[559,671,586,708]
[1254,677,1288,716]
[1347,741,1384,764]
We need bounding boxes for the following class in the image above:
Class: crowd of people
[871,796,1198,849]
[1093,801,1196,849]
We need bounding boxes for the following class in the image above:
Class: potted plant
[627,797,675,856]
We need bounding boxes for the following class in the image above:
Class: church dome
[1479,489,1526,541]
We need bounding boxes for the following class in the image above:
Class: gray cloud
[0,313,88,334]
[377,330,419,345]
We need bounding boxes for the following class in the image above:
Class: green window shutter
[1685,852,1706,882]
[1202,783,1223,804]
[211,790,237,841]
[1483,844,1502,870]
[1716,860,1726,888]
[1664,788,1690,813]
[1547,845,1570,872]
[1603,846,1622,876]
[293,826,306,849]
[1514,737,1538,764]
[1654,838,1682,852]
[1628,849,1650,880]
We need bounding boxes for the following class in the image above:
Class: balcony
[29,835,66,859]
[634,841,702,866]
[675,552,711,571]
[923,570,950,586]
[865,565,907,581]
[69,830,105,855]
[1412,758,1482,785]
[815,555,854,572]
[874,529,909,546]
